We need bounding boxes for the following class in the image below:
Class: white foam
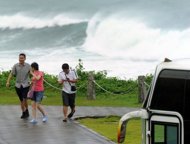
[83,14,190,61]
[0,13,88,29]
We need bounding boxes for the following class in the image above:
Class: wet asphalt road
[0,106,138,144]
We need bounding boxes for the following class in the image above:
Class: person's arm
[58,73,66,84]
[6,72,13,87]
[30,70,41,80]
[68,71,78,83]
[67,78,77,83]
[6,64,17,87]
[31,73,41,80]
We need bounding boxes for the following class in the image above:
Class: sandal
[63,119,67,122]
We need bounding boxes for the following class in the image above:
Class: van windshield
[150,69,189,115]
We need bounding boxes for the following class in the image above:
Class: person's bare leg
[29,101,37,123]
[23,99,28,110]
[63,106,68,122]
[37,103,48,122]
[20,101,27,119]
[37,104,46,116]
[23,99,29,117]
[31,101,37,120]
[68,106,75,118]
[20,101,25,111]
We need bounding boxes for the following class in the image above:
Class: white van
[118,59,190,144]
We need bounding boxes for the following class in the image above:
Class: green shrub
[0,59,153,106]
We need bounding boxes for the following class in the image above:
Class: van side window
[150,70,187,114]
[152,122,178,144]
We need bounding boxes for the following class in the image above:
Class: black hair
[31,62,39,70]
[19,53,26,58]
[62,63,69,70]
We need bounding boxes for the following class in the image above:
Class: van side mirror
[117,120,127,143]
[117,110,148,143]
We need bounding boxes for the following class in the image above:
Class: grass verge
[0,88,141,107]
[77,116,141,144]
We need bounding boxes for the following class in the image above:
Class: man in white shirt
[58,63,78,122]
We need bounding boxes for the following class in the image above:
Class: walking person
[6,53,30,119]
[58,63,78,122]
[29,62,47,124]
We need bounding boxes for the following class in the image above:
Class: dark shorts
[62,91,76,108]
[15,86,30,102]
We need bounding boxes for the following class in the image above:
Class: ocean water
[1,0,190,79]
